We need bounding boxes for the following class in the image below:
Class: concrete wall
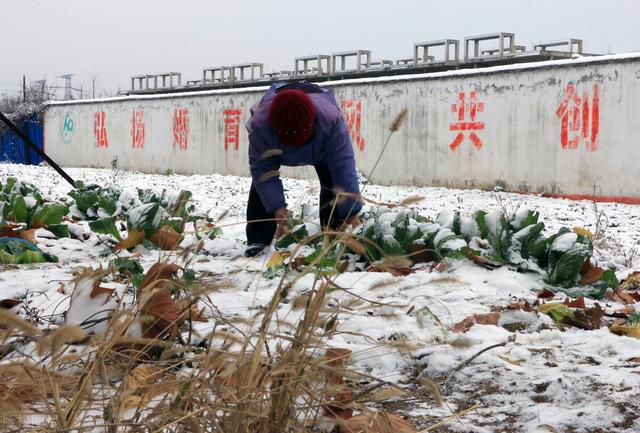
[44,53,640,198]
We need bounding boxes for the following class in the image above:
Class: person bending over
[244,81,362,257]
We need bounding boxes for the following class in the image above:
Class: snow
[551,232,578,252]
[24,195,37,208]
[513,207,534,228]
[45,52,640,107]
[1,163,640,432]
[433,227,454,245]
[484,211,503,236]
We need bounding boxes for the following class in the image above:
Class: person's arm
[322,119,363,221]
[248,129,287,214]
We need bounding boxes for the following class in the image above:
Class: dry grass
[0,228,445,432]
[0,108,471,432]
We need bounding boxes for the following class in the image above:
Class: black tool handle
[0,111,75,187]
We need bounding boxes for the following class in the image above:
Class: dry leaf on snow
[506,301,535,312]
[563,296,587,309]
[137,263,180,339]
[610,306,635,319]
[115,229,145,250]
[579,260,605,285]
[339,412,416,433]
[18,229,38,243]
[610,323,640,339]
[466,249,501,269]
[323,348,354,420]
[0,299,22,309]
[149,225,182,250]
[366,265,414,277]
[605,288,637,305]
[451,312,500,333]
[538,289,556,299]
[564,304,604,330]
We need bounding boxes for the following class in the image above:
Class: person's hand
[345,214,361,228]
[274,207,290,237]
[274,207,289,222]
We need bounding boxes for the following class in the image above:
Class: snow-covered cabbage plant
[1,177,216,252]
[356,206,617,289]
[357,208,467,263]
[0,237,57,264]
[68,181,213,248]
[0,177,69,238]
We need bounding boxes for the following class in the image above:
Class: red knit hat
[269,89,317,147]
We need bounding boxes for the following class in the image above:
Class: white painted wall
[44,53,640,197]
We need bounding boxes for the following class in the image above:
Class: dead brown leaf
[450,316,476,333]
[0,299,22,309]
[19,229,38,244]
[563,296,587,309]
[610,323,640,338]
[339,412,416,433]
[580,260,605,285]
[176,301,209,323]
[562,304,604,330]
[90,284,116,299]
[475,312,501,325]
[0,224,37,244]
[610,306,635,319]
[114,229,145,250]
[451,312,500,333]
[323,348,353,420]
[138,263,180,297]
[137,263,181,339]
[606,288,637,305]
[466,250,501,269]
[366,265,414,277]
[506,301,535,312]
[324,348,351,381]
[538,289,555,299]
[149,225,182,250]
[407,243,437,265]
[0,224,19,238]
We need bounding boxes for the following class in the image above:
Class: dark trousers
[246,165,342,245]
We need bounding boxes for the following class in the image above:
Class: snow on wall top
[45,51,640,107]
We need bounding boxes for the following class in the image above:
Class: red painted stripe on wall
[508,190,640,205]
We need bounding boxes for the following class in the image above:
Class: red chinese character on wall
[94,111,108,148]
[340,99,365,151]
[172,108,189,150]
[555,83,600,152]
[449,91,485,150]
[131,110,145,149]
[223,109,242,151]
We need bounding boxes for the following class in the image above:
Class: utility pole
[89,73,100,99]
[58,74,74,100]
[22,75,26,102]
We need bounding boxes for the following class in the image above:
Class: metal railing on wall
[128,34,590,93]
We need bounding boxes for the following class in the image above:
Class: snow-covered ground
[1,163,640,433]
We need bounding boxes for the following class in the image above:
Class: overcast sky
[1,0,638,98]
